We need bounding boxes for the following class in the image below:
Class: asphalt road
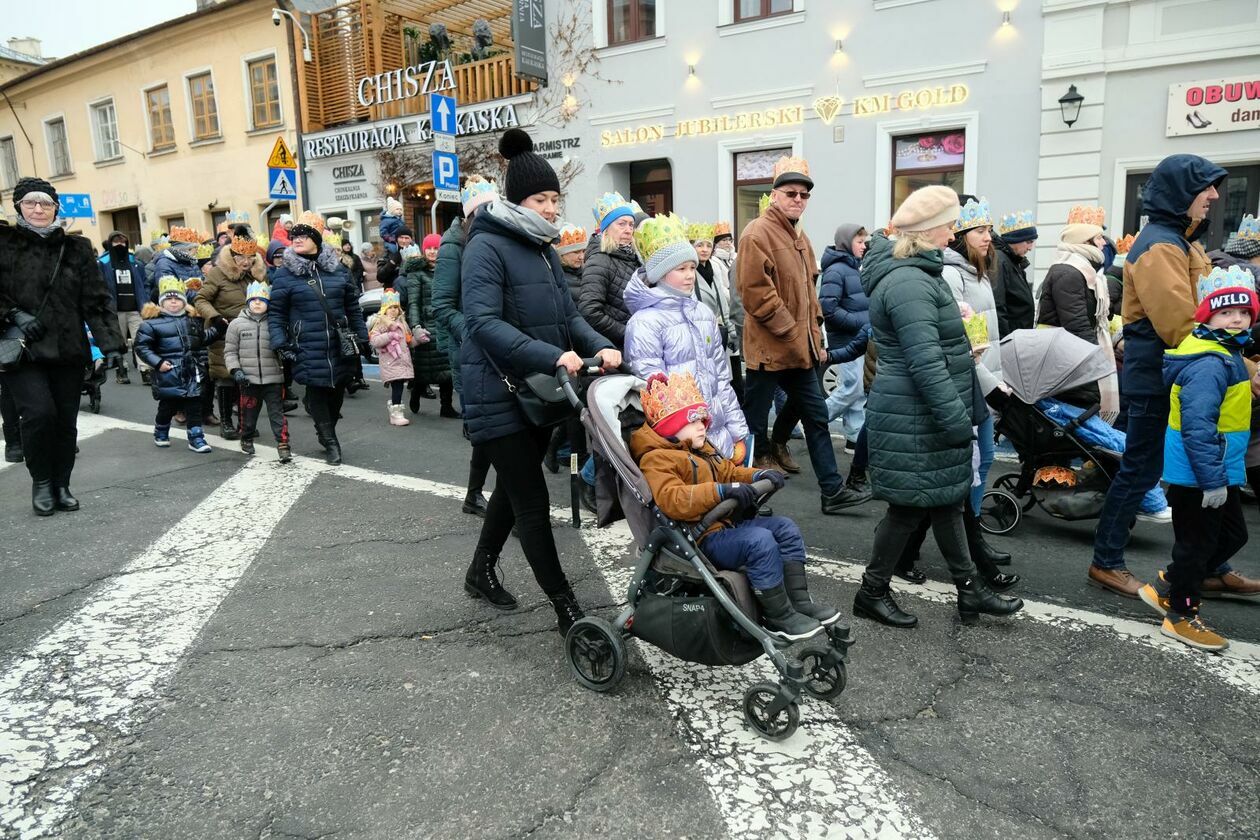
[1,375,1257,840]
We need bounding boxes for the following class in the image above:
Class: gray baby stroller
[557,362,852,741]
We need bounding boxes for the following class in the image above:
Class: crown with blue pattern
[380,289,402,310]
[461,177,498,215]
[1197,265,1257,303]
[593,191,635,231]
[953,196,993,233]
[246,281,270,303]
[997,210,1035,236]
[1236,214,1260,241]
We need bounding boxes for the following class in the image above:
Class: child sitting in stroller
[629,371,839,641]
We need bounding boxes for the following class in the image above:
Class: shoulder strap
[305,271,340,326]
[32,240,68,319]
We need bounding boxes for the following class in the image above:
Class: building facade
[0,0,299,245]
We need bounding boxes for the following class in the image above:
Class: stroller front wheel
[565,617,627,693]
[979,489,1021,535]
[797,648,848,701]
[742,681,800,741]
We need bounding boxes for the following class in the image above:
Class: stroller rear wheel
[979,489,1021,535]
[565,617,627,693]
[797,648,848,701]
[994,472,1037,512]
[742,681,800,741]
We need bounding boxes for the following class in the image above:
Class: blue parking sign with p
[433,151,460,192]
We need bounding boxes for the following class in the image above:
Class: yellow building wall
[0,0,300,243]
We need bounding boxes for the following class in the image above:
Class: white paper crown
[1197,265,1257,302]
[997,210,1035,235]
[954,197,993,233]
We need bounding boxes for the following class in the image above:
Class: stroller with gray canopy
[557,363,852,741]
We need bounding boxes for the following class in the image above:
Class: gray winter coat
[224,308,284,385]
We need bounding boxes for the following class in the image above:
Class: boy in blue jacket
[1139,265,1256,652]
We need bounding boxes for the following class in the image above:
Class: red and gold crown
[772,155,810,182]
[558,225,587,249]
[297,210,325,232]
[714,221,731,237]
[1067,205,1105,227]
[168,226,202,244]
[230,235,259,257]
[1114,233,1136,254]
[640,372,710,437]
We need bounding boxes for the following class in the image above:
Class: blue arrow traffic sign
[432,150,460,194]
[430,92,457,136]
[268,167,297,200]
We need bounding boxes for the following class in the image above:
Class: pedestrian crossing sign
[267,137,297,169]
[268,167,298,200]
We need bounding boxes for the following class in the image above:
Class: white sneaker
[1136,507,1172,524]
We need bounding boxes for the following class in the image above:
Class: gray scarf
[16,216,60,238]
[484,199,561,246]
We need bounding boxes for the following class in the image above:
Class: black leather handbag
[0,240,65,372]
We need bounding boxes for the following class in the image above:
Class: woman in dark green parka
[398,237,456,418]
[854,186,1022,629]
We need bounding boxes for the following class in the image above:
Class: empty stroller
[557,361,851,741]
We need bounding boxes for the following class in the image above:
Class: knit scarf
[17,216,59,238]
[1055,250,1119,422]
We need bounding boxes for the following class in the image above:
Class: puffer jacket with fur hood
[134,302,223,399]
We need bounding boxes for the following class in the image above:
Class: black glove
[10,310,45,343]
[753,469,787,491]
[103,351,123,371]
[211,316,230,335]
[722,482,760,512]
[232,369,249,387]
[276,346,298,364]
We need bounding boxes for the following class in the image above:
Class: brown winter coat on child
[630,423,758,536]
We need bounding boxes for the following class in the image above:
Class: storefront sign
[535,137,580,160]
[356,59,455,108]
[852,84,969,118]
[304,104,521,160]
[513,0,548,85]
[600,107,804,148]
[1167,77,1260,137]
[332,163,371,202]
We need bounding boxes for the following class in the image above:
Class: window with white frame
[187,72,220,140]
[45,118,71,176]
[0,137,18,189]
[146,85,175,151]
[247,56,282,129]
[90,99,121,161]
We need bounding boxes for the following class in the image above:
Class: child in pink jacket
[370,290,428,426]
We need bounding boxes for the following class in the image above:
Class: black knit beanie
[13,176,59,214]
[499,128,559,204]
[288,223,323,250]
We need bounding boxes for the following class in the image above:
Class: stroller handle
[1064,402,1101,432]
[557,357,622,408]
[696,478,778,531]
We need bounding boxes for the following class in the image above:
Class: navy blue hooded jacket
[134,302,223,400]
[459,206,613,445]
[819,244,868,348]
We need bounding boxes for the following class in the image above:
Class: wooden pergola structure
[293,0,534,133]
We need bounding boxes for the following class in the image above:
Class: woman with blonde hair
[853,186,1023,629]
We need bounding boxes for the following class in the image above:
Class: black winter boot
[844,467,869,495]
[853,578,918,628]
[462,490,488,517]
[579,481,597,514]
[54,486,79,512]
[315,422,341,465]
[963,502,1019,589]
[32,479,55,516]
[3,427,22,463]
[464,551,518,610]
[542,428,563,474]
[548,587,585,636]
[753,583,822,641]
[956,578,1023,624]
[782,561,842,626]
[218,387,239,440]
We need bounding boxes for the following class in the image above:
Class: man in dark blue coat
[99,231,151,384]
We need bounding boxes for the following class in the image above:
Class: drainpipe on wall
[280,1,310,214]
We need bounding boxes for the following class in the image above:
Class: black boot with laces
[549,587,585,636]
[464,550,518,610]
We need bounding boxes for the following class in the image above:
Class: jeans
[745,365,842,496]
[116,310,149,372]
[864,501,977,590]
[824,359,866,439]
[1164,485,1248,616]
[1,363,82,484]
[1092,393,1168,569]
[581,454,596,487]
[475,427,570,596]
[970,414,995,513]
[700,515,806,589]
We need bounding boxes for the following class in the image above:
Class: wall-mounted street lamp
[688,64,696,77]
[1001,11,1011,27]
[834,39,843,54]
[272,8,312,62]
[1058,84,1085,127]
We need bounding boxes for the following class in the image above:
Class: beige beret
[1060,223,1104,246]
[891,186,961,233]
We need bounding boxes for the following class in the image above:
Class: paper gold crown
[714,221,731,237]
[1197,265,1257,303]
[633,213,690,265]
[758,193,772,215]
[558,224,588,249]
[196,242,216,260]
[772,155,810,181]
[297,210,325,232]
[1236,214,1260,240]
[157,276,187,300]
[640,371,710,429]
[1114,233,1136,254]
[687,222,715,243]
[1067,205,1106,227]
[997,210,1035,235]
[245,281,270,302]
[380,289,402,310]
[230,235,259,257]
[593,191,634,227]
[168,226,202,244]
[954,197,993,233]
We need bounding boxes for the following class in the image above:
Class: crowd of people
[2,135,1259,652]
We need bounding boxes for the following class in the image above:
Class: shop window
[630,158,672,215]
[210,209,229,232]
[733,147,790,243]
[360,209,381,243]
[187,72,220,141]
[735,0,792,22]
[45,117,71,176]
[608,0,656,46]
[263,202,291,237]
[90,99,121,162]
[146,86,175,151]
[248,56,282,129]
[890,131,965,214]
[0,136,17,189]
[163,215,185,233]
[1125,164,1260,252]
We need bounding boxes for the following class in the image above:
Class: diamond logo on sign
[268,168,297,200]
[430,93,457,136]
[267,137,297,169]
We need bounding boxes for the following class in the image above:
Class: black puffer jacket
[561,263,583,307]
[134,303,223,399]
[0,223,122,364]
[578,233,639,349]
[267,246,369,388]
[991,236,1036,336]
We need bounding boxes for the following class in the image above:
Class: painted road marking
[0,424,112,475]
[0,457,316,839]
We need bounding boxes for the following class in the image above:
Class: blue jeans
[970,414,995,513]
[745,366,842,496]
[1093,394,1168,569]
[700,515,806,590]
[825,359,866,439]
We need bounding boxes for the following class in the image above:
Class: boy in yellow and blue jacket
[1139,265,1256,652]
